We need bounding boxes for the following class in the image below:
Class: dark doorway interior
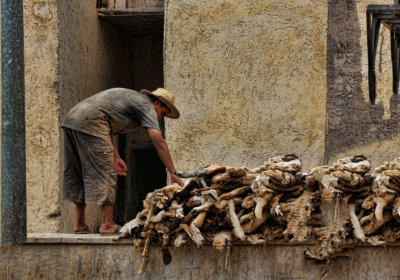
[99,22,167,224]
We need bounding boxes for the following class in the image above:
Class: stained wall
[164,0,328,171]
[23,0,62,233]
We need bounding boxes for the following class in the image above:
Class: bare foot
[99,223,119,234]
[73,224,90,234]
[74,224,88,232]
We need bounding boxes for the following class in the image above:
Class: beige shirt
[62,88,160,139]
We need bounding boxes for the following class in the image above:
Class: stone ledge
[25,233,400,247]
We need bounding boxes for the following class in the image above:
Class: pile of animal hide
[305,156,400,262]
[116,155,319,274]
[116,155,400,271]
[372,158,400,242]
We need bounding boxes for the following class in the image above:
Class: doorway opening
[99,8,167,224]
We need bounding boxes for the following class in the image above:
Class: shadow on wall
[325,0,400,163]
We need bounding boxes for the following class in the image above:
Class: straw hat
[140,88,180,119]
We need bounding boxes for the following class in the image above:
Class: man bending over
[62,88,184,234]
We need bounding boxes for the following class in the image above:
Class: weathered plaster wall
[165,0,328,171]
[58,0,133,232]
[23,0,62,233]
[2,242,400,279]
[58,2,132,118]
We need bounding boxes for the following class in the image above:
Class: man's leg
[63,128,86,232]
[99,204,119,233]
[74,203,87,232]
[78,132,119,233]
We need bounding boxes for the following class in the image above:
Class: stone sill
[25,233,400,247]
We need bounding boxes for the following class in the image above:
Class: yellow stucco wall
[164,0,328,171]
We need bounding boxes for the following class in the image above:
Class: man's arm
[111,136,127,176]
[147,127,184,186]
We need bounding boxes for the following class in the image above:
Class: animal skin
[118,156,400,272]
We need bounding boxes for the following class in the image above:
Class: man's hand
[115,158,127,176]
[111,136,127,176]
[170,172,184,187]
